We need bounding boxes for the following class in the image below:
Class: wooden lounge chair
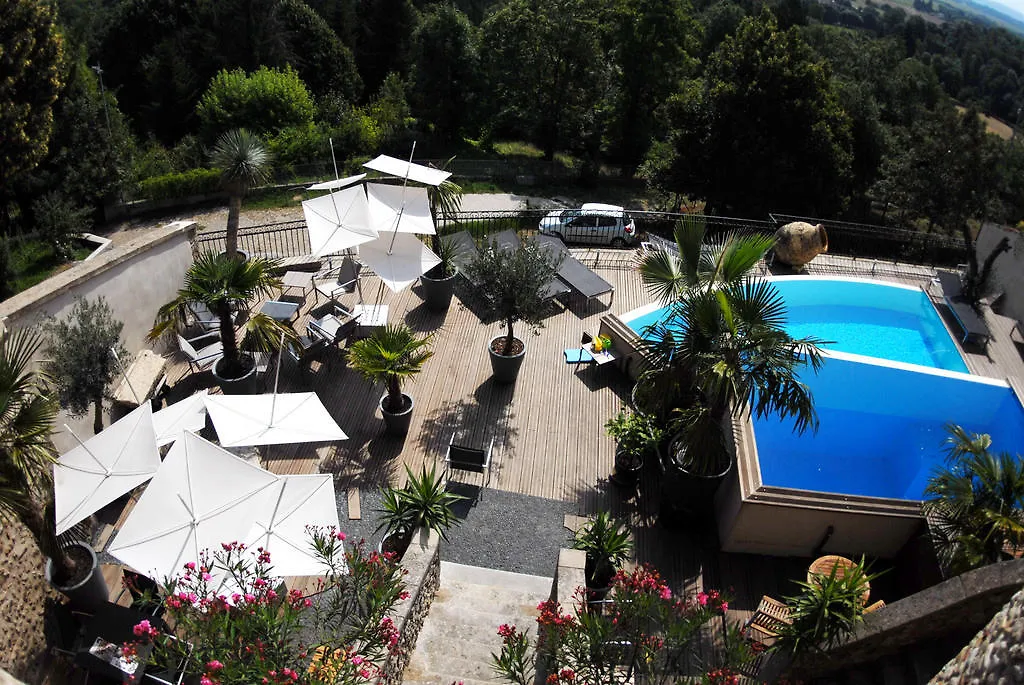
[444,230,481,273]
[934,271,991,348]
[444,433,495,494]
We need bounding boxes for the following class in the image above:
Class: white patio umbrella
[109,431,280,579]
[54,403,161,535]
[202,392,348,447]
[307,172,366,191]
[151,390,209,447]
[358,232,441,293]
[245,474,340,577]
[302,184,377,257]
[363,154,452,187]
[366,183,435,235]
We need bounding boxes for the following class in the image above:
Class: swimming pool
[622,277,969,373]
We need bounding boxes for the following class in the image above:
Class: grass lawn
[6,239,92,296]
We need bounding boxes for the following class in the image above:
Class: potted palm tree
[210,128,272,260]
[421,158,464,313]
[376,463,466,558]
[638,219,825,526]
[461,236,562,384]
[149,251,297,394]
[571,511,632,601]
[922,424,1024,575]
[0,328,109,611]
[347,324,434,435]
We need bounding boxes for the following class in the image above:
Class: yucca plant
[376,464,466,544]
[572,511,633,590]
[347,324,434,413]
[210,129,272,258]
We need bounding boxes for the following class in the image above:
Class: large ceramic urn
[773,222,828,268]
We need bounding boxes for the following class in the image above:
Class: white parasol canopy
[54,403,161,536]
[152,390,209,447]
[202,392,348,447]
[303,185,377,257]
[108,431,279,579]
[245,474,340,577]
[363,154,451,187]
[366,183,435,235]
[359,232,441,293]
[307,173,366,191]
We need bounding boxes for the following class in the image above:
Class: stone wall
[379,528,441,685]
[0,521,61,684]
[929,585,1024,683]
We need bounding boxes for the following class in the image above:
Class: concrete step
[404,562,554,685]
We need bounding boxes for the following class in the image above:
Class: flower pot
[610,447,643,488]
[45,542,109,613]
[218,249,249,262]
[488,335,526,384]
[420,268,457,313]
[657,433,732,530]
[380,393,414,436]
[212,355,258,395]
[378,527,413,560]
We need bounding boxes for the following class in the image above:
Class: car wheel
[611,237,626,248]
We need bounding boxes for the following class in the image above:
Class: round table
[807,555,871,605]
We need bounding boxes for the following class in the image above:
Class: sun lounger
[935,271,991,348]
[536,234,615,304]
[472,230,570,301]
[444,230,480,273]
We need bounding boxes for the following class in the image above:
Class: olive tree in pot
[638,220,825,527]
[348,324,434,436]
[0,328,108,611]
[605,407,663,488]
[571,511,632,601]
[149,252,297,394]
[462,236,562,384]
[376,463,466,558]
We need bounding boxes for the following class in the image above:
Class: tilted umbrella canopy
[245,474,341,577]
[302,185,376,257]
[108,431,280,579]
[151,390,209,447]
[358,232,441,293]
[307,173,366,191]
[203,392,348,447]
[54,403,161,535]
[363,154,451,187]
[366,183,435,235]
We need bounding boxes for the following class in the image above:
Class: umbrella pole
[329,138,339,180]
[110,347,140,404]
[271,332,285,425]
[386,141,417,255]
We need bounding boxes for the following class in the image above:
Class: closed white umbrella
[359,233,441,293]
[245,474,340,577]
[54,403,161,535]
[109,431,280,579]
[303,185,376,257]
[202,392,348,447]
[151,390,209,447]
[366,183,435,235]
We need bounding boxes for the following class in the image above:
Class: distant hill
[940,0,1024,35]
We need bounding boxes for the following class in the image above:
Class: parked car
[538,203,638,247]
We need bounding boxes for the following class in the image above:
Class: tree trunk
[386,374,402,411]
[225,193,242,258]
[22,498,76,580]
[217,299,240,375]
[502,318,515,356]
[92,396,104,434]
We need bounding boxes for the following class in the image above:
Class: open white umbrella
[359,232,441,293]
[366,183,435,235]
[151,390,209,447]
[109,431,280,579]
[202,392,348,447]
[363,154,452,187]
[303,185,377,257]
[307,173,366,191]
[245,474,340,577]
[54,403,161,535]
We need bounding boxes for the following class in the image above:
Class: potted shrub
[0,328,109,611]
[571,511,632,600]
[375,463,466,558]
[461,236,562,384]
[347,324,434,436]
[210,128,271,261]
[420,234,461,313]
[149,252,297,394]
[605,407,663,488]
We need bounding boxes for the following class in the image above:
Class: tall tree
[645,10,853,216]
[353,0,417,96]
[210,129,272,258]
[0,0,64,223]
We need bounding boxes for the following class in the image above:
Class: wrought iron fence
[193,220,311,260]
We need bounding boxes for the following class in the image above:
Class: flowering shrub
[492,565,753,685]
[130,527,406,685]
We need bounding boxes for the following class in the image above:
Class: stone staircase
[402,562,554,685]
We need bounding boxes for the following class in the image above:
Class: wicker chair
[745,595,792,639]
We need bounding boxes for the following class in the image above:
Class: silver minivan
[538,203,638,247]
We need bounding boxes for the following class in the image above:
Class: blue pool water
[622,277,1024,501]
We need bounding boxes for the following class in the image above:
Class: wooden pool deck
[77,247,1024,680]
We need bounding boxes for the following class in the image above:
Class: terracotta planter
[212,355,258,395]
[488,335,526,384]
[420,268,458,313]
[380,393,414,436]
[46,542,109,613]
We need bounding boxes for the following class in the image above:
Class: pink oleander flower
[659,586,672,600]
[254,578,268,588]
[199,676,213,685]
[697,591,708,606]
[202,573,212,581]
[185,562,196,571]
[206,660,223,672]
[721,601,729,613]
[335,530,346,541]
[351,656,364,665]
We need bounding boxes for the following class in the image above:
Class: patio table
[807,555,870,604]
[583,341,617,366]
[260,300,301,324]
[281,270,314,300]
[351,304,389,337]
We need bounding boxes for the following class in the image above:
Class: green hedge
[138,168,223,201]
